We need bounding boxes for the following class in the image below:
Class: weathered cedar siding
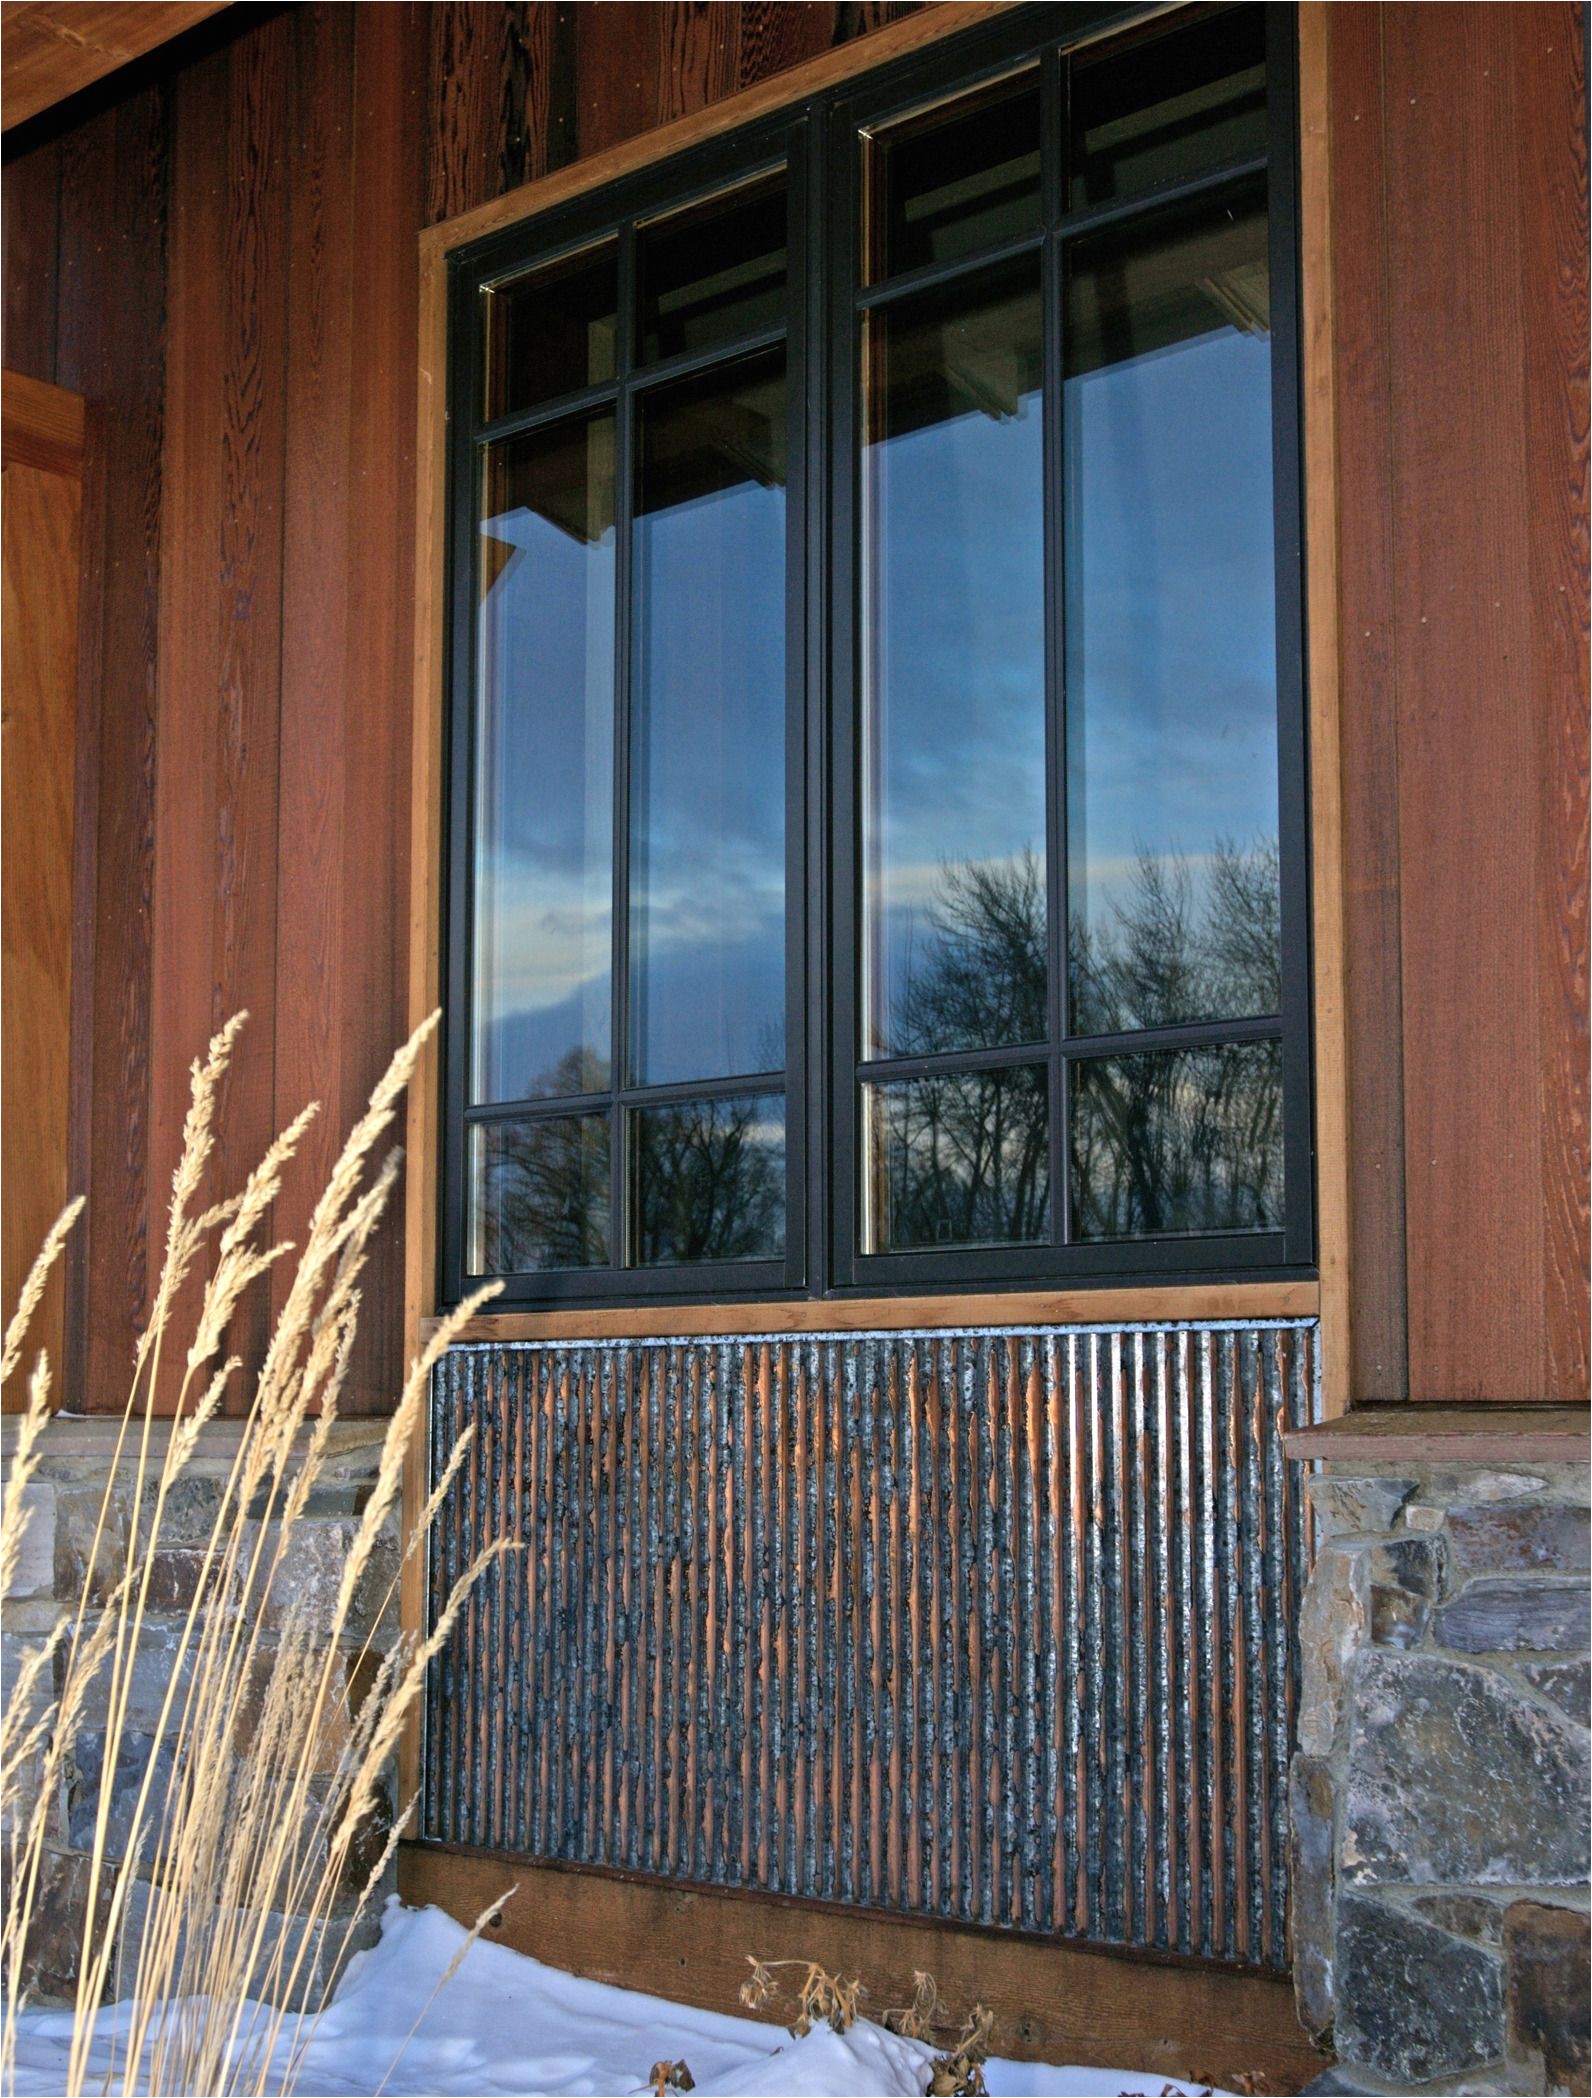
[1327,3,1589,1403]
[0,1,1585,1411]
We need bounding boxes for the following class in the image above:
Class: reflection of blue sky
[474,421,786,1103]
[474,465,615,1104]
[1065,322,1277,936]
[632,468,785,1085]
[866,350,1048,1050]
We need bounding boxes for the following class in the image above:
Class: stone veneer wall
[1291,1460,1591,2096]
[1,1415,398,2005]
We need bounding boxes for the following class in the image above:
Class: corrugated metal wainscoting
[421,1320,1319,1971]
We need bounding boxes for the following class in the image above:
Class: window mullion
[827,99,863,1288]
[611,219,638,1270]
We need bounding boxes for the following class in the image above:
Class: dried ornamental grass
[0,1013,506,2096]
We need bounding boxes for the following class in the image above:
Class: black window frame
[439,0,1315,1315]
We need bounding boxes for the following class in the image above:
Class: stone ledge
[1283,1407,1590,1465]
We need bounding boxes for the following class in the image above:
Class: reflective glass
[864,1065,1049,1252]
[631,352,787,1087]
[1069,1039,1283,1240]
[469,1114,611,1273]
[861,262,1048,1060]
[872,75,1041,280]
[473,416,616,1105]
[1069,6,1267,210]
[488,244,617,419]
[1064,182,1280,1037]
[639,179,786,364]
[632,1093,785,1264]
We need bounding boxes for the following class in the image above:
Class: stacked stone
[1291,1462,1591,2096]
[0,1416,399,2006]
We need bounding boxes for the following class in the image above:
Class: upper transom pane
[1068,5,1267,210]
[487,241,618,421]
[638,176,787,365]
[869,70,1041,282]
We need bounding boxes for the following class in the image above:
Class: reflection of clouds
[476,857,611,1013]
[1066,321,1277,907]
[873,847,1039,914]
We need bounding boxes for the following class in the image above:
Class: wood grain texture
[1326,3,1409,1402]
[1375,4,1586,1403]
[1517,3,1590,1407]
[419,1282,1321,1347]
[150,15,291,1402]
[1,441,80,1403]
[1298,4,1350,1418]
[0,0,230,131]
[0,366,81,472]
[272,3,426,1412]
[52,84,168,1412]
[0,135,60,381]
[397,1845,1323,2093]
[1283,1404,1590,1464]
[424,1,570,227]
[421,3,1006,263]
[400,224,452,1801]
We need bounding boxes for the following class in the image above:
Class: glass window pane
[473,415,616,1105]
[861,262,1048,1060]
[631,352,787,1087]
[872,74,1041,280]
[488,244,618,419]
[1064,180,1280,1038]
[1068,7,1267,210]
[864,1065,1049,1252]
[469,1114,611,1273]
[639,179,786,364]
[632,1093,785,1264]
[1069,1039,1283,1240]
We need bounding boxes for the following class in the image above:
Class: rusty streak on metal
[423,1319,1318,1971]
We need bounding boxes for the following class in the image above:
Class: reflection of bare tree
[634,1094,783,1263]
[480,1050,785,1272]
[479,1053,610,1271]
[879,851,1049,1248]
[1069,837,1280,1036]
[1070,1037,1282,1238]
[1070,838,1283,1236]
[877,840,1282,1246]
[894,851,1049,1055]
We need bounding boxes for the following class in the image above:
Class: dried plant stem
[1,1011,506,2098]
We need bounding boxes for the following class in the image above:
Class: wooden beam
[1,368,83,475]
[420,1280,1321,1348]
[1297,4,1350,1420]
[2,369,83,1406]
[1,2,230,132]
[398,1845,1325,2096]
[1283,1404,1590,1465]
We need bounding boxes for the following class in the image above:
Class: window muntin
[444,3,1309,1308]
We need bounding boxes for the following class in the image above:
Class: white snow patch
[7,1900,1232,2098]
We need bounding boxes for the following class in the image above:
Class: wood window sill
[1283,1404,1590,1464]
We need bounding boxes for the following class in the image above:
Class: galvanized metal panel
[423,1319,1318,1970]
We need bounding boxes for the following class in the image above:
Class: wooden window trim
[408,0,1335,1354]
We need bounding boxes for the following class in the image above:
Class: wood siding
[1,1,1585,1410]
[1325,3,1589,1401]
[2,373,85,1397]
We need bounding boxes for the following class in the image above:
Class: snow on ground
[8,1901,1233,2098]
